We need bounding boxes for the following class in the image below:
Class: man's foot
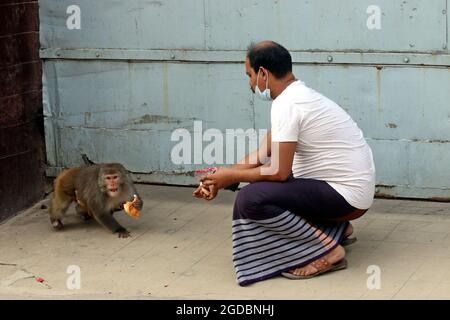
[344,223,353,238]
[285,245,346,277]
[341,223,357,246]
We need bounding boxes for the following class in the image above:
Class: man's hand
[200,167,237,190]
[192,182,219,201]
[193,185,204,199]
[204,182,218,200]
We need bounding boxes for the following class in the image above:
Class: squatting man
[193,41,375,285]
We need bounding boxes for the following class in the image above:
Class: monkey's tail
[81,154,96,166]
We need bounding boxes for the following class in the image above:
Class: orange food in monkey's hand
[124,195,140,219]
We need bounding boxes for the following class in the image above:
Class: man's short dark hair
[246,41,292,79]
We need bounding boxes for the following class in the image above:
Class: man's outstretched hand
[192,181,218,201]
[193,167,238,201]
[200,167,237,190]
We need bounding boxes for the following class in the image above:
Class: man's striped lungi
[232,176,357,286]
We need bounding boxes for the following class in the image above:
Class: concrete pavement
[1,184,450,299]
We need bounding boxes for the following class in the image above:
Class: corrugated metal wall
[1,1,45,221]
[40,0,450,200]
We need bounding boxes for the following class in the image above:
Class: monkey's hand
[124,195,141,219]
[117,228,131,238]
[132,195,143,211]
[51,218,64,229]
[92,209,130,238]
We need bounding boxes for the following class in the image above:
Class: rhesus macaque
[49,163,143,238]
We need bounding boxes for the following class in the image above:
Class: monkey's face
[99,169,123,198]
[105,173,121,197]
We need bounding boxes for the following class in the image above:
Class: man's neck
[270,73,297,99]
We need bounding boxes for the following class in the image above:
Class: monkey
[49,163,143,238]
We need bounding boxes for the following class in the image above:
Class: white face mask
[255,68,272,101]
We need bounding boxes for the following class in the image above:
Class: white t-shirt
[271,80,376,210]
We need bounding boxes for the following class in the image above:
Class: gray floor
[1,184,450,299]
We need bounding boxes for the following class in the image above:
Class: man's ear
[260,67,269,79]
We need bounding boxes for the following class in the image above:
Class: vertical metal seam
[203,0,208,50]
[446,0,449,51]
[51,62,61,167]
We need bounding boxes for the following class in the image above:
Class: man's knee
[234,183,265,216]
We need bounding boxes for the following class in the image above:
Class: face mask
[255,69,272,101]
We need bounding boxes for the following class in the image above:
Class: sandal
[281,258,348,280]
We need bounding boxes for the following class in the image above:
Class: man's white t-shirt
[271,80,376,210]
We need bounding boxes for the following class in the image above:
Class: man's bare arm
[201,141,296,194]
[231,131,272,170]
[233,141,296,183]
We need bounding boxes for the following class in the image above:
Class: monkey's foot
[51,219,64,229]
[117,229,131,238]
[80,213,93,221]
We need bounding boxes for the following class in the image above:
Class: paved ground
[1,184,450,300]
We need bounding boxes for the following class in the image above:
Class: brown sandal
[281,258,348,280]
